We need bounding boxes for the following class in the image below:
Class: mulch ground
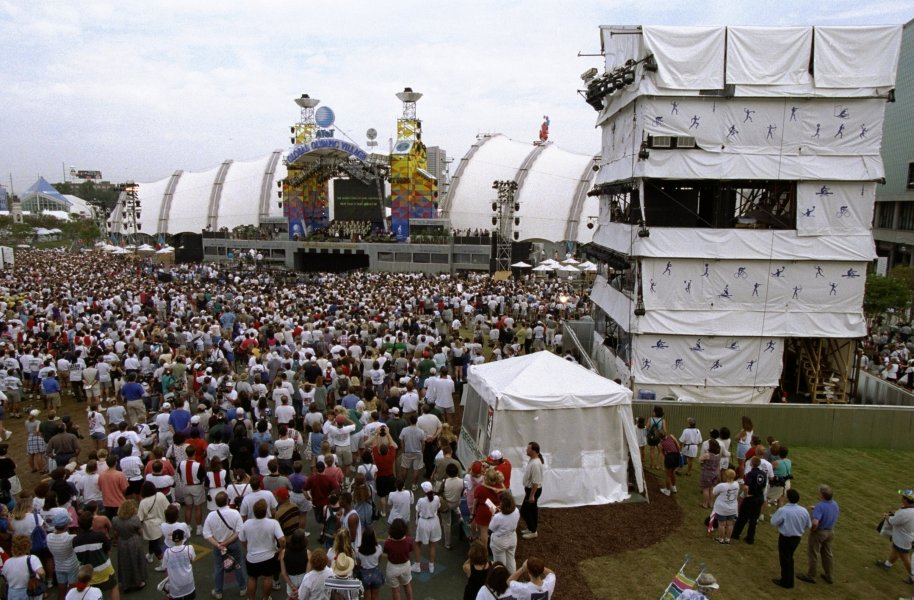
[514,469,682,600]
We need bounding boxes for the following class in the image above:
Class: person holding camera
[876,490,914,578]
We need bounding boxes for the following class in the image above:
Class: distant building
[426,146,449,198]
[0,186,8,211]
[874,18,914,268]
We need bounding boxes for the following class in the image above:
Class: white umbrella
[510,261,532,268]
[582,264,598,272]
[540,258,560,266]
[560,264,580,272]
[532,264,555,272]
[561,257,580,265]
[578,261,596,269]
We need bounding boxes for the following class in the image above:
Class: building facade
[585,25,902,403]
[873,18,914,269]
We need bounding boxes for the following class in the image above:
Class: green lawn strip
[583,447,913,600]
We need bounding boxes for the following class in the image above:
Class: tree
[863,273,910,321]
[890,265,914,320]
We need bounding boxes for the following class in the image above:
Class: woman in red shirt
[659,431,682,497]
[382,518,414,600]
[472,468,506,547]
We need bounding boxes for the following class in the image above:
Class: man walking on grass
[771,488,811,589]
[798,484,838,585]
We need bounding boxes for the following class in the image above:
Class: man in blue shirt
[798,484,839,585]
[771,488,812,588]
[119,373,146,426]
[168,398,192,435]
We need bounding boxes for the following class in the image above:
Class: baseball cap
[429,368,436,375]
[274,487,289,501]
[420,481,433,493]
[236,408,245,416]
[161,403,172,410]
[53,512,71,528]
[389,407,400,415]
[29,409,40,417]
[470,461,484,476]
[900,489,914,502]
[190,416,200,424]
[488,450,503,461]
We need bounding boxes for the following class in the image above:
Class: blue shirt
[168,408,191,433]
[341,394,360,411]
[42,378,60,394]
[771,502,812,537]
[812,499,839,530]
[121,382,144,401]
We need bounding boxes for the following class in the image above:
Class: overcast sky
[2,0,911,192]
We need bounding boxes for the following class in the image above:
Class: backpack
[646,421,662,447]
[30,512,47,552]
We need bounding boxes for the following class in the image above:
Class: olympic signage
[287,139,368,163]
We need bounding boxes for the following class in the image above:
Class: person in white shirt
[203,492,248,598]
[239,477,278,520]
[488,492,521,574]
[239,499,286,600]
[426,369,456,428]
[678,418,703,476]
[507,557,556,600]
[387,480,413,526]
[162,529,196,600]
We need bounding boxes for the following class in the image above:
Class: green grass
[582,447,913,599]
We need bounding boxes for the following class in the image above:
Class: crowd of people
[0,249,581,599]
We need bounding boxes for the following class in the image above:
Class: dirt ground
[514,470,682,600]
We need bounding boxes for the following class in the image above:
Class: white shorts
[386,561,412,588]
[290,491,313,513]
[183,484,206,506]
[415,516,442,544]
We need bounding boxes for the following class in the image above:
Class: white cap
[236,408,245,416]
[389,407,400,415]
[161,403,172,410]
[489,449,503,461]
[29,409,40,417]
[420,481,433,493]
[190,415,200,424]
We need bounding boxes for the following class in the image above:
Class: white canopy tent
[458,352,644,507]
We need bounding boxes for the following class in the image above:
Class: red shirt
[472,485,501,528]
[489,459,512,489]
[383,536,414,564]
[304,473,340,508]
[372,446,397,478]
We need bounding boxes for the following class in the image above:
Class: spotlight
[580,67,598,82]
[513,232,519,240]
[638,146,650,160]
[514,217,520,226]
[290,126,295,134]
[514,203,520,211]
[277,191,282,198]
[623,69,635,85]
[492,216,498,226]
[492,202,498,212]
[278,201,283,209]
[643,56,658,72]
[290,137,295,144]
[276,181,282,188]
[136,224,142,230]
[638,224,650,238]
[587,221,594,230]
[634,300,646,316]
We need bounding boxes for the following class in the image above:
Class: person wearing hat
[487,449,513,490]
[877,489,914,579]
[680,573,720,599]
[48,510,79,600]
[322,553,364,599]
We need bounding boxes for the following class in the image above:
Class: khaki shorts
[183,483,206,506]
[334,446,353,467]
[400,452,423,471]
[386,560,412,588]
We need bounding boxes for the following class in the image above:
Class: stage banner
[640,258,866,314]
[796,181,875,237]
[632,334,783,386]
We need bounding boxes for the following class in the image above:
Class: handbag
[26,554,48,597]
[437,483,451,513]
[213,510,238,572]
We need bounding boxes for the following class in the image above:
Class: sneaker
[3,431,10,440]
[520,529,531,535]
[522,531,538,540]
[211,591,224,600]
[660,488,671,496]
[876,559,893,570]
[411,563,421,573]
[428,563,435,574]
[671,485,678,493]
[272,580,281,590]
[797,574,816,584]
[758,515,765,522]
[196,526,204,536]
[146,553,154,563]
[155,564,167,572]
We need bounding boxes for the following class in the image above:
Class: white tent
[458,352,644,507]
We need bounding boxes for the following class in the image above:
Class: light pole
[122,182,141,250]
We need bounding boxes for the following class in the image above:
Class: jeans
[214,539,247,593]
[521,487,542,533]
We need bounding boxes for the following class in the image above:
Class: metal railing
[856,370,914,406]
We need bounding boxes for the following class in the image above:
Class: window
[878,203,895,229]
[908,163,914,189]
[898,203,914,231]
[413,253,430,263]
[430,253,449,264]
[377,252,394,262]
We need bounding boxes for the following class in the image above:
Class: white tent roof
[468,351,632,410]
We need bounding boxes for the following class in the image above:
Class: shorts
[716,514,737,522]
[335,446,353,467]
[385,561,412,588]
[437,405,455,414]
[183,484,206,506]
[46,392,61,408]
[246,555,280,578]
[96,574,118,591]
[290,491,313,513]
[91,431,107,441]
[400,452,423,471]
[56,567,80,586]
[376,475,396,498]
[663,452,681,470]
[127,479,144,496]
[359,565,385,589]
[766,484,786,504]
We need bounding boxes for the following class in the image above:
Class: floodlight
[492,216,498,226]
[277,191,282,198]
[492,202,498,212]
[638,146,650,160]
[623,69,635,85]
[634,300,646,316]
[514,217,520,226]
[580,67,598,82]
[514,203,520,212]
[587,221,594,229]
[513,232,519,240]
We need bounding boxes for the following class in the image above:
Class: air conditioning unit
[676,136,697,149]
[650,135,673,148]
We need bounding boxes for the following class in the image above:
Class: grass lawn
[582,447,912,599]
